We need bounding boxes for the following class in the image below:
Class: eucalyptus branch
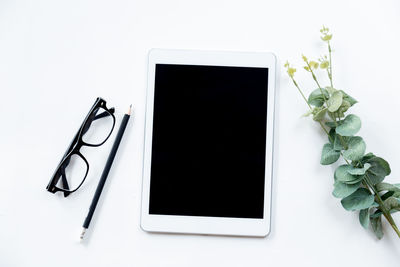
[285,26,400,240]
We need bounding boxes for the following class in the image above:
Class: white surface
[1,0,400,266]
[141,49,275,237]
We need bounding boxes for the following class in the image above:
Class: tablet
[141,49,276,237]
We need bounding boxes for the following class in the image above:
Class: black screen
[149,64,268,219]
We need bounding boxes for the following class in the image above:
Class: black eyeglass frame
[46,97,116,197]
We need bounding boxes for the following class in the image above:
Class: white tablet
[141,49,276,237]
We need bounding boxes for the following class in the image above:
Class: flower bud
[309,61,319,69]
[287,67,296,77]
[320,60,329,69]
[321,34,332,41]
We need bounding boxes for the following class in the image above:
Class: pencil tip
[128,105,132,115]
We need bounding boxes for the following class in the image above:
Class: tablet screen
[149,64,269,219]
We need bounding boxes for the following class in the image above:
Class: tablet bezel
[141,49,276,237]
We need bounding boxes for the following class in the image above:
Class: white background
[1,0,400,266]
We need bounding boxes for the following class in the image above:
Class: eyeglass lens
[82,107,114,146]
[56,153,88,192]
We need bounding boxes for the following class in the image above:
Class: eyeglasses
[46,98,116,197]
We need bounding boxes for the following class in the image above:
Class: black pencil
[80,105,132,240]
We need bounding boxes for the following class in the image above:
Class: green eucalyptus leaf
[366,157,391,185]
[340,90,358,106]
[335,114,361,136]
[335,165,363,184]
[332,180,361,198]
[308,88,329,107]
[361,153,376,164]
[312,107,327,121]
[327,91,343,112]
[320,143,340,165]
[347,163,371,175]
[359,208,370,229]
[370,216,384,239]
[341,188,375,211]
[383,197,400,212]
[342,136,366,161]
[368,157,391,176]
[376,182,400,193]
[347,177,364,184]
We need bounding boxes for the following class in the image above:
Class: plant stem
[291,79,311,109]
[326,69,332,87]
[328,41,333,88]
[318,121,330,136]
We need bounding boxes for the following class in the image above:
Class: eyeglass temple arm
[80,107,115,136]
[93,107,115,120]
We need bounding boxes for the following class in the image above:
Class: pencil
[80,105,132,240]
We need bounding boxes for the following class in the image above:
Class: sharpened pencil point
[80,227,87,240]
[127,105,132,115]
